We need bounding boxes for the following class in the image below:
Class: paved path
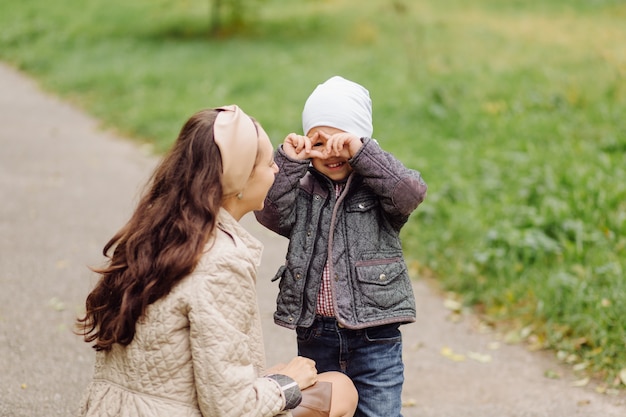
[0,62,624,417]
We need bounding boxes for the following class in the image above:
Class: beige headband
[214,105,259,196]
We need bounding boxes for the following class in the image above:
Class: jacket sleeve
[349,137,427,221]
[187,262,287,417]
[254,145,310,238]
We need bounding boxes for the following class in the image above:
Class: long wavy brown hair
[76,108,227,351]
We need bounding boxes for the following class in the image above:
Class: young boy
[255,76,427,417]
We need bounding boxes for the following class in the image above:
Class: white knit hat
[302,76,373,138]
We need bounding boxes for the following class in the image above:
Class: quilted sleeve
[187,263,286,417]
[349,137,427,224]
[254,145,310,238]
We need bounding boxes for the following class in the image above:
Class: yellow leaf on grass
[573,362,589,372]
[619,369,626,385]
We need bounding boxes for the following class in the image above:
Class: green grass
[2,0,625,387]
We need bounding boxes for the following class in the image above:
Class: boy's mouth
[326,161,345,169]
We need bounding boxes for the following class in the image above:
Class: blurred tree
[210,0,263,35]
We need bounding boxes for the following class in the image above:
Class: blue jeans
[296,316,404,417]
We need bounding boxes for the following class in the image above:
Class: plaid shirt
[316,183,343,316]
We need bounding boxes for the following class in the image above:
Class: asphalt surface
[0,62,624,417]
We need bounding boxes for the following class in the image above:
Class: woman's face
[244,126,278,211]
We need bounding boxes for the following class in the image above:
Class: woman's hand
[278,356,318,390]
[265,363,286,374]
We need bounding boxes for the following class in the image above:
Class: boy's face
[306,126,354,182]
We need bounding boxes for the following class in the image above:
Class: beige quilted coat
[79,209,289,417]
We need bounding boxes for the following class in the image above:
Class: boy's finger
[303,136,312,153]
[324,137,335,154]
[285,133,300,149]
[329,137,342,156]
[308,149,325,159]
[317,131,330,140]
[295,136,305,153]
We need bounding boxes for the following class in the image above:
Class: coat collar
[216,208,263,266]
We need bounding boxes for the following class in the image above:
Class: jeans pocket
[364,323,402,344]
[296,326,315,343]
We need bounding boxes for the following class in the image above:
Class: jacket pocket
[354,257,411,311]
[274,265,303,326]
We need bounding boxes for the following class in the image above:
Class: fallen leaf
[619,369,626,386]
[556,350,568,361]
[443,298,462,311]
[573,362,589,372]
[520,326,533,339]
[503,330,522,344]
[55,259,69,269]
[576,399,591,406]
[47,297,66,312]
[544,369,561,379]
[440,346,466,362]
[467,351,492,363]
[410,342,424,351]
[21,383,27,389]
[476,321,492,334]
[487,341,500,350]
[589,346,603,356]
[447,312,462,323]
[440,346,453,358]
[402,399,417,407]
[573,337,588,349]
[527,334,547,351]
[571,377,590,387]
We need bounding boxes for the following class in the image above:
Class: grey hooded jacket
[254,137,427,330]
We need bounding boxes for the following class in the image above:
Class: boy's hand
[282,132,320,160]
[318,131,363,159]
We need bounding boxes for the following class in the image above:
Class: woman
[76,105,358,417]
